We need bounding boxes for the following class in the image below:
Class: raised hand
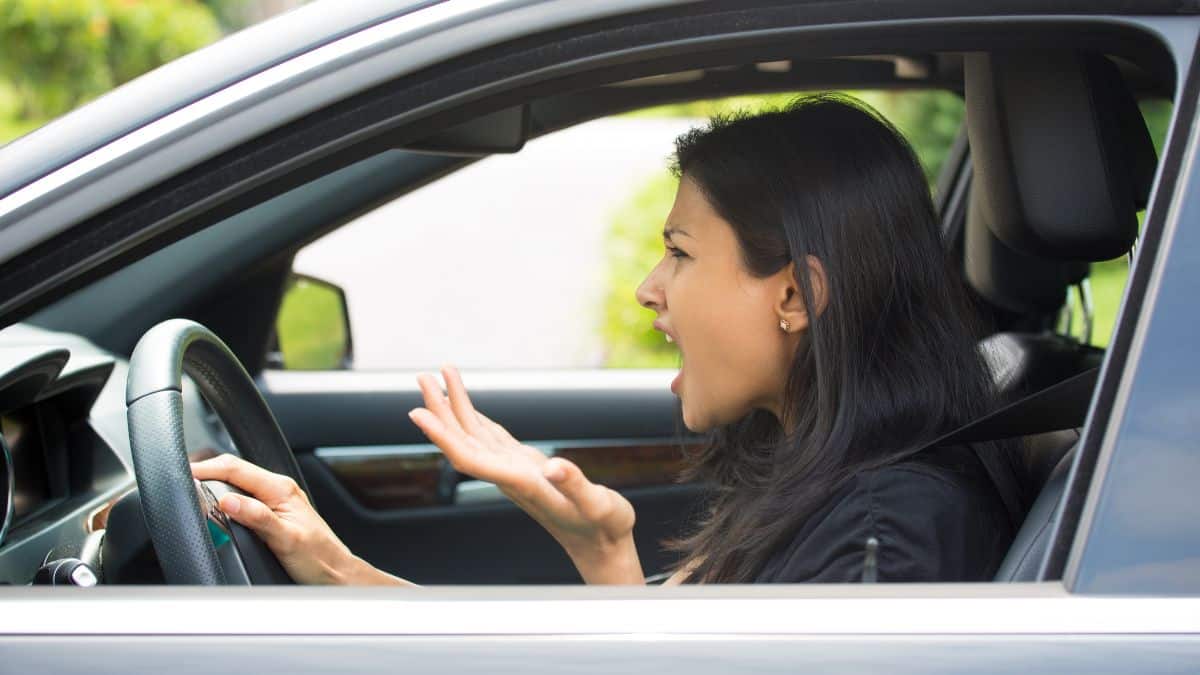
[408,366,644,584]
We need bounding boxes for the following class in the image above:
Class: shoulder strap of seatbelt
[916,366,1100,526]
[938,366,1099,445]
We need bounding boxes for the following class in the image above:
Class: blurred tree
[106,1,223,84]
[0,0,115,121]
[1078,99,1174,348]
[0,0,306,144]
[0,0,220,140]
[855,89,964,185]
[601,171,682,369]
[199,0,303,33]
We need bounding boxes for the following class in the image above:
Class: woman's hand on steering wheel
[190,454,398,585]
[409,366,643,584]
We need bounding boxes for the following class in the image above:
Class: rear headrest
[965,185,1089,314]
[965,51,1157,261]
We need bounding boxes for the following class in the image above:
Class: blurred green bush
[1069,100,1171,348]
[601,171,683,369]
[0,0,222,144]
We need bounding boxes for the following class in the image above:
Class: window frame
[0,1,1192,608]
[278,89,969,373]
[1049,33,1200,593]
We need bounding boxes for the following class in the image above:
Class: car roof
[0,0,438,199]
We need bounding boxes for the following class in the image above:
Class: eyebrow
[663,226,694,240]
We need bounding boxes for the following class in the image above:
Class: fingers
[412,367,494,457]
[543,457,601,512]
[217,493,288,550]
[191,454,299,503]
[416,372,468,443]
[408,407,490,479]
[476,409,517,444]
[442,365,483,436]
[410,366,543,486]
[475,409,543,463]
[543,457,625,526]
[407,408,455,453]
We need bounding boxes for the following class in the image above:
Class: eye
[666,245,689,260]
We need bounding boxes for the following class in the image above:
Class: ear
[775,255,828,333]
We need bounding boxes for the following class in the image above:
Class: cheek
[676,270,781,428]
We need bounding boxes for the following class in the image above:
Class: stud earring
[779,318,790,332]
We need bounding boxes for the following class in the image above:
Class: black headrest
[965,186,1089,314]
[965,51,1158,261]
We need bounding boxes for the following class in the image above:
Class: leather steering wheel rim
[125,318,309,585]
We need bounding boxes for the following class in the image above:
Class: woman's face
[636,176,805,432]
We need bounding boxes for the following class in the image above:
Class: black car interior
[0,5,1179,587]
[963,49,1158,581]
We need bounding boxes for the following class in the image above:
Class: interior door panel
[260,370,707,584]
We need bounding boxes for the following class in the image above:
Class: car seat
[962,49,1158,581]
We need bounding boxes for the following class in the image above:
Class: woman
[192,94,1020,586]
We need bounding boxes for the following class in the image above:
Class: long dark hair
[668,94,1001,583]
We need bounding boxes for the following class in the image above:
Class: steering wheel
[125,319,307,584]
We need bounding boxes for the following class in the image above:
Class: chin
[679,401,719,434]
[680,404,704,433]
[681,395,761,433]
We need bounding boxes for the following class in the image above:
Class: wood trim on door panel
[316,440,700,510]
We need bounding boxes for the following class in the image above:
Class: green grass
[1080,257,1129,348]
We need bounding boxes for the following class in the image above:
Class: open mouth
[665,332,684,395]
[653,320,683,395]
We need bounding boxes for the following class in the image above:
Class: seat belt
[938,366,1099,445]
[915,366,1100,529]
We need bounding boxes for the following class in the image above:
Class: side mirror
[269,273,353,370]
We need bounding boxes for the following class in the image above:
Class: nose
[635,257,667,311]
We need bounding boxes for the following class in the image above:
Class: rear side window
[1066,99,1172,348]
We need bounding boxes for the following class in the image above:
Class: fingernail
[220,495,241,515]
[545,465,564,481]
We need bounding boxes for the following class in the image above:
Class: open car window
[276,91,966,373]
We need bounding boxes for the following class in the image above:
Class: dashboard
[0,324,228,584]
[4,401,106,530]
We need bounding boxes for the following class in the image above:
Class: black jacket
[754,444,1017,583]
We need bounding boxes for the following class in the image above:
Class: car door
[3,4,1200,674]
[262,368,704,584]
